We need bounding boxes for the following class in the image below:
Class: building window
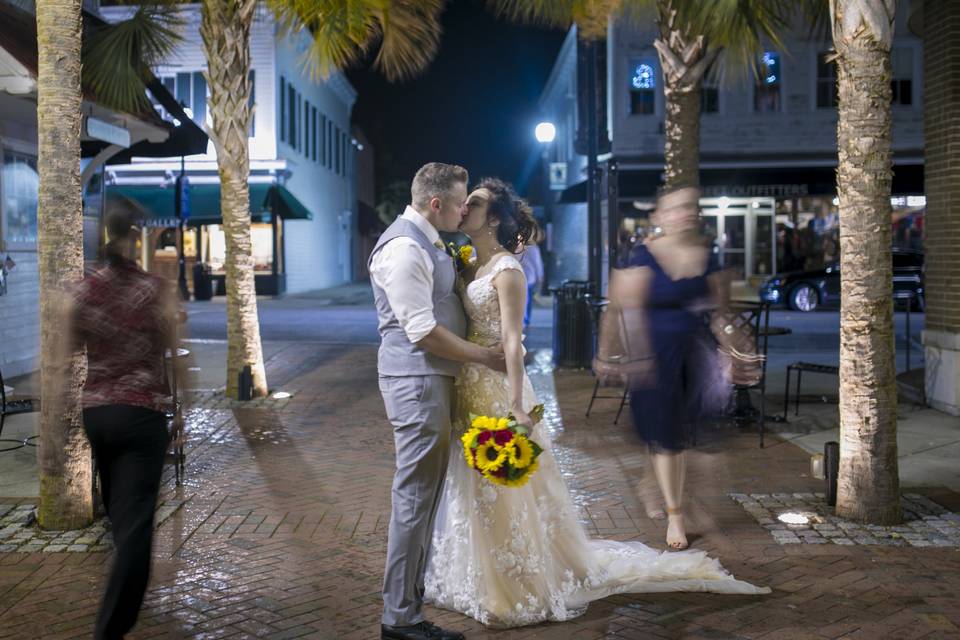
[2,151,39,249]
[279,77,286,143]
[816,51,838,108]
[154,71,206,125]
[335,126,341,174]
[701,63,719,113]
[321,114,327,166]
[248,70,255,136]
[311,107,318,162]
[629,61,656,115]
[303,99,310,153]
[891,48,913,106]
[341,130,348,176]
[327,120,333,169]
[754,51,782,112]
[287,85,296,148]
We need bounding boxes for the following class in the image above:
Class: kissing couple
[370,163,769,640]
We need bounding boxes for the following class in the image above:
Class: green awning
[106,183,313,227]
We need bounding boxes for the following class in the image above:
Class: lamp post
[174,104,192,301]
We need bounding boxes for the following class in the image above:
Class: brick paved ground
[2,344,960,639]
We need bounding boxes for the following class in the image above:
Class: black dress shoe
[381,620,465,640]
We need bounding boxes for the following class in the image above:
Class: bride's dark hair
[475,177,539,253]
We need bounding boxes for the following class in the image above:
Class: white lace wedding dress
[423,255,770,628]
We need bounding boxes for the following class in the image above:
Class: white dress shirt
[369,206,442,343]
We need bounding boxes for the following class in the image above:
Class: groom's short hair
[411,163,469,209]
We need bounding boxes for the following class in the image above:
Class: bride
[423,178,770,629]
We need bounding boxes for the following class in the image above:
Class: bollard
[810,453,825,480]
[825,441,840,506]
[238,365,253,401]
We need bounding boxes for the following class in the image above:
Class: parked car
[758,249,924,312]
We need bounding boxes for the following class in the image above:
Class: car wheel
[789,284,819,312]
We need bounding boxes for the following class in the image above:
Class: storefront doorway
[700,197,776,283]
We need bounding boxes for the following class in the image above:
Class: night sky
[346,0,567,197]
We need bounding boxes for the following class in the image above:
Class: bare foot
[644,503,666,520]
[666,508,688,550]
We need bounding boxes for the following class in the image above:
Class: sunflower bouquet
[461,405,545,488]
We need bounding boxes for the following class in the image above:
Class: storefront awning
[106,183,313,227]
[559,164,925,203]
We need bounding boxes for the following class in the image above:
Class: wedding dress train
[423,255,769,628]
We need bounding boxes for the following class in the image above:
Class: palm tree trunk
[832,0,900,525]
[35,0,92,529]
[201,0,268,399]
[653,0,716,190]
[661,80,700,189]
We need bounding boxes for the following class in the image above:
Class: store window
[1,151,38,249]
[754,51,781,112]
[629,61,656,115]
[701,63,719,113]
[891,48,913,106]
[206,223,274,274]
[816,51,838,108]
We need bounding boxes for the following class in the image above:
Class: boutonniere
[448,242,476,274]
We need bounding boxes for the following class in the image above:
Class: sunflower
[496,417,510,430]
[474,441,510,472]
[505,459,538,488]
[458,245,474,267]
[471,415,496,431]
[508,435,534,469]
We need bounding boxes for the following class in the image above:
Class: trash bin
[192,263,213,301]
[552,280,594,368]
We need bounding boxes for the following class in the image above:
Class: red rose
[493,430,514,446]
[477,431,493,445]
[491,467,507,478]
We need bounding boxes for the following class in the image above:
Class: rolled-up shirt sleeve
[369,239,437,343]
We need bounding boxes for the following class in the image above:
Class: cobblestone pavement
[2,344,960,639]
[733,493,960,547]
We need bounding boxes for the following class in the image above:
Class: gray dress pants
[379,374,454,626]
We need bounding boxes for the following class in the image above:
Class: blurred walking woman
[597,186,729,551]
[68,211,183,640]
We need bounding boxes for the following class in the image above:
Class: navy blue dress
[624,243,720,452]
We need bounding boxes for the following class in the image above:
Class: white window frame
[0,141,40,252]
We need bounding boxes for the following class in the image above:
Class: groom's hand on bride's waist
[481,343,507,372]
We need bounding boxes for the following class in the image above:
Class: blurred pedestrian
[596,185,731,551]
[520,230,544,331]
[67,210,185,640]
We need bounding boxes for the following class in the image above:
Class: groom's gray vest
[369,216,466,377]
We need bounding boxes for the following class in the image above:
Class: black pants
[83,404,169,640]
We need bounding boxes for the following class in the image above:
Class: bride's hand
[511,408,534,429]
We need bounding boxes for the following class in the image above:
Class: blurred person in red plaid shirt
[67,209,186,640]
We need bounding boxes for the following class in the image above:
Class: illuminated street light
[535,121,556,143]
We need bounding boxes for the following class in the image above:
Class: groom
[369,162,504,640]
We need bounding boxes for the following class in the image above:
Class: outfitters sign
[701,184,809,197]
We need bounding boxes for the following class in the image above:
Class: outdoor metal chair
[0,367,39,452]
[585,298,630,424]
[720,301,772,448]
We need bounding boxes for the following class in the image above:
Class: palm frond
[488,0,626,40]
[669,0,795,85]
[370,0,445,81]
[268,0,444,82]
[82,6,184,114]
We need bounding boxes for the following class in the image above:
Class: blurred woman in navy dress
[597,186,731,550]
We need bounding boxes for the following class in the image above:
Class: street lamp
[535,121,556,144]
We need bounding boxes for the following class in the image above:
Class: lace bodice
[461,255,525,347]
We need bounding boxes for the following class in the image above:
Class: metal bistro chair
[721,301,772,448]
[585,298,630,424]
[0,368,39,452]
[164,348,190,486]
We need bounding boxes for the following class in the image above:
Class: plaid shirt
[72,257,174,413]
